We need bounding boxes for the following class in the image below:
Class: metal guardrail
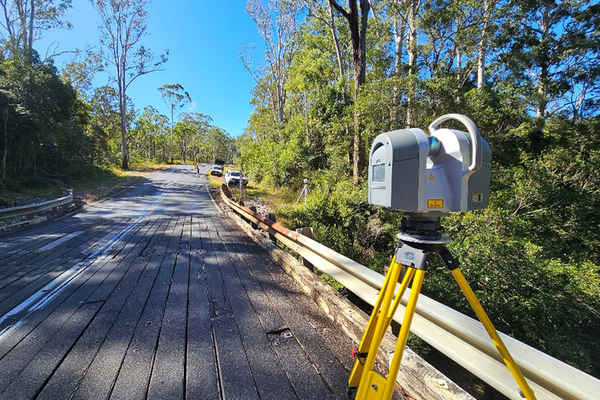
[0,190,73,220]
[220,186,600,400]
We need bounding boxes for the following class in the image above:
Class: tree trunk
[536,71,548,121]
[328,1,344,78]
[118,70,129,170]
[455,44,462,103]
[304,92,310,142]
[477,0,492,89]
[2,107,7,182]
[330,0,370,184]
[119,103,129,169]
[535,7,550,125]
[392,2,405,127]
[28,0,33,59]
[327,2,352,171]
[455,47,461,81]
[170,103,174,163]
[17,0,27,51]
[405,0,419,127]
[277,82,285,124]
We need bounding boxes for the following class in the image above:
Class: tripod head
[397,213,450,249]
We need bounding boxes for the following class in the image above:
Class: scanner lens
[429,137,441,156]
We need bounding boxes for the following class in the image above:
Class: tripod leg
[387,268,415,327]
[381,269,425,400]
[354,268,422,400]
[451,268,537,400]
[349,258,404,388]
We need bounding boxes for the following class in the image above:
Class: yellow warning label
[427,199,444,208]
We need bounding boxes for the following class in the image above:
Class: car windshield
[230,171,240,177]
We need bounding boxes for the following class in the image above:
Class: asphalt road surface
[0,165,355,400]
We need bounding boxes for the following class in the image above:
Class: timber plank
[108,216,184,400]
[0,219,119,289]
[0,303,102,400]
[208,218,299,400]
[69,216,179,400]
[204,216,260,400]
[0,220,77,264]
[0,218,151,361]
[217,216,346,399]
[35,217,170,400]
[0,215,128,273]
[146,216,189,400]
[184,216,219,400]
[0,218,157,391]
[0,220,131,318]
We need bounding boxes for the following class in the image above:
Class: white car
[210,165,223,176]
[225,170,248,186]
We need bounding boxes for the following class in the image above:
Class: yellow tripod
[348,238,537,400]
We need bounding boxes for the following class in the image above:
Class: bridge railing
[0,190,73,220]
[219,186,600,400]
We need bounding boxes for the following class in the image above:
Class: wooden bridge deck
[0,166,356,400]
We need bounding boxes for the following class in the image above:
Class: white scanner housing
[368,114,491,214]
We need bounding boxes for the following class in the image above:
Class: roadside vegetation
[237,0,600,386]
[0,1,234,207]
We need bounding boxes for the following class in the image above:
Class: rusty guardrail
[219,185,600,400]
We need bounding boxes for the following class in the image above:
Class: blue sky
[38,1,264,138]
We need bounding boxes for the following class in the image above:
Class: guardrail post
[295,227,315,270]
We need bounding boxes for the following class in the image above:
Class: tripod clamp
[395,235,462,272]
[394,214,452,271]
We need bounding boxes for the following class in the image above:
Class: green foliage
[0,48,229,189]
[240,0,600,379]
[438,207,600,376]
[0,53,95,182]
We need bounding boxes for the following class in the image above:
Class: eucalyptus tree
[328,0,370,184]
[89,85,122,164]
[0,0,72,61]
[92,0,168,169]
[206,126,233,164]
[157,83,191,163]
[244,0,301,131]
[136,105,167,160]
[476,0,497,89]
[499,0,600,123]
[60,50,102,99]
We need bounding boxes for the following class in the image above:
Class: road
[0,165,355,400]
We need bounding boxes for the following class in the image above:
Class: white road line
[0,179,167,342]
[38,231,83,252]
[0,219,141,341]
